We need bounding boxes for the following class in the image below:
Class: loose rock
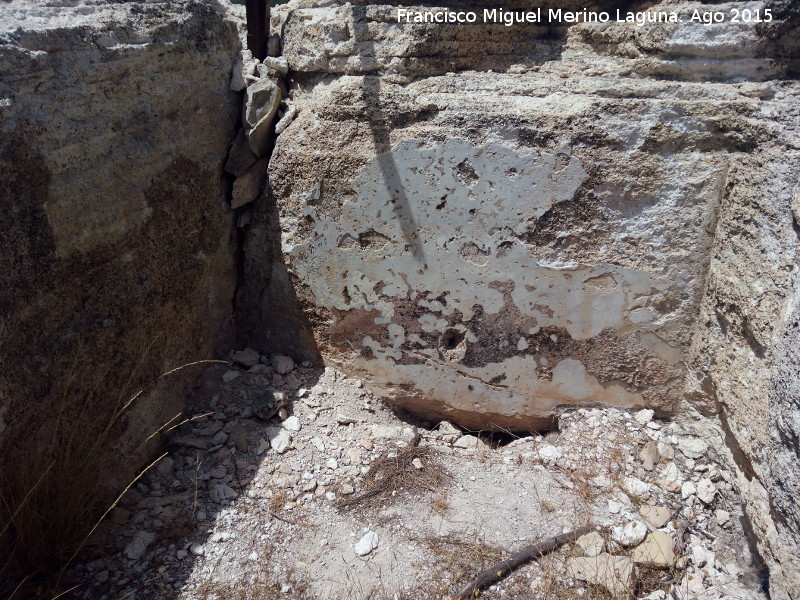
[567,553,635,598]
[632,531,675,567]
[639,505,672,528]
[612,521,648,546]
[354,531,379,556]
[125,532,155,561]
[271,354,295,375]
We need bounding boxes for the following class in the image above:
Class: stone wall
[685,84,800,599]
[0,0,240,472]
[241,2,800,595]
[243,1,790,431]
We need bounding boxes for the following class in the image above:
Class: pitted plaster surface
[285,139,672,425]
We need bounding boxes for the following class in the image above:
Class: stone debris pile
[66,351,766,600]
[225,38,297,211]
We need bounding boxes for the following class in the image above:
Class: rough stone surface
[243,1,800,432]
[231,158,269,210]
[567,553,635,598]
[238,7,800,593]
[225,129,259,177]
[0,0,239,493]
[575,531,605,557]
[632,531,675,568]
[244,78,282,157]
[640,505,672,529]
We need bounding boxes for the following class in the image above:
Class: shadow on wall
[235,0,597,362]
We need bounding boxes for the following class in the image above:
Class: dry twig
[454,526,596,600]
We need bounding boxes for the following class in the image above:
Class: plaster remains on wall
[284,138,697,427]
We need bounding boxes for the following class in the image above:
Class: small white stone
[622,476,649,497]
[657,442,675,460]
[634,409,654,425]
[454,435,479,449]
[412,458,424,469]
[612,521,648,546]
[608,500,622,514]
[681,481,697,499]
[354,531,379,556]
[538,444,561,462]
[282,416,301,432]
[678,436,708,459]
[268,427,292,454]
[697,478,716,504]
[714,509,730,526]
[326,458,339,470]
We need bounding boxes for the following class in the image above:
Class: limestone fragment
[222,370,240,383]
[567,553,635,597]
[697,478,716,504]
[681,481,697,500]
[437,420,461,443]
[275,105,298,135]
[714,509,730,526]
[622,476,649,497]
[231,158,268,209]
[125,531,155,560]
[640,441,660,471]
[634,409,654,425]
[282,416,301,432]
[678,437,708,459]
[639,505,672,528]
[632,531,675,567]
[231,347,261,367]
[538,444,561,462]
[612,521,648,546]
[354,531,379,556]
[262,56,289,75]
[267,427,292,454]
[244,78,282,157]
[224,129,258,177]
[271,354,295,375]
[575,531,605,557]
[453,435,479,449]
[230,48,257,91]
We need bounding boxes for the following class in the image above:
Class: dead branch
[454,525,596,600]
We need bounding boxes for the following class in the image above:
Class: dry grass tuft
[337,446,449,510]
[414,534,507,598]
[0,357,222,599]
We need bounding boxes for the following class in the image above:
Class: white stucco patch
[286,138,668,421]
[291,138,654,338]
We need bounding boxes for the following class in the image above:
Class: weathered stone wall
[243,0,791,430]
[0,0,240,468]
[240,3,800,595]
[685,87,800,598]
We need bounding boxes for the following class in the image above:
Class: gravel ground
[68,349,769,600]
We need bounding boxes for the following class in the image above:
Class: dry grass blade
[0,357,226,599]
[337,446,449,510]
